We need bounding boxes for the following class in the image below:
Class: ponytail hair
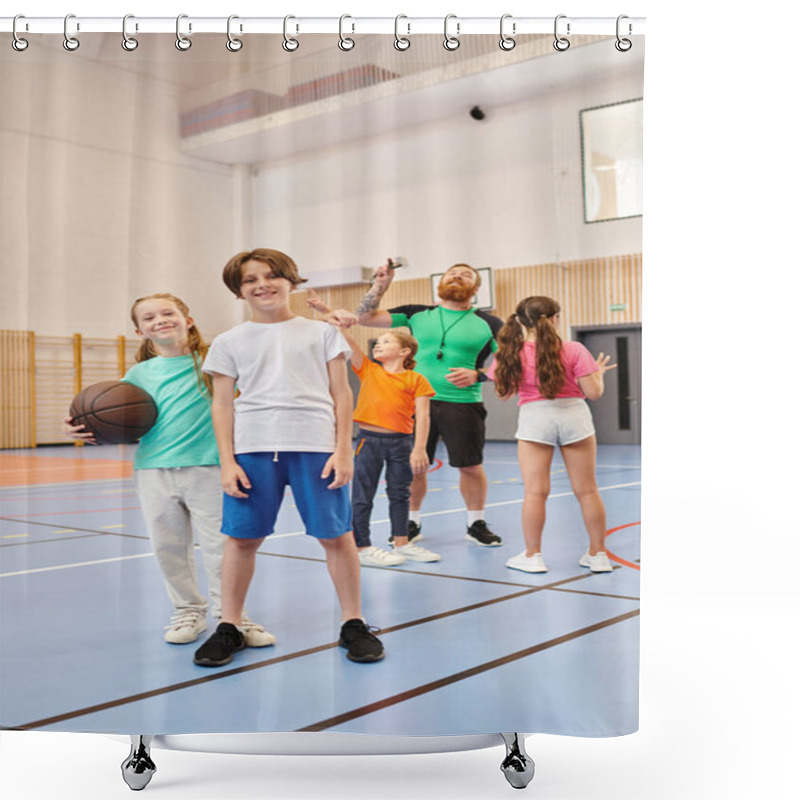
[494,296,564,400]
[388,331,419,370]
[130,293,213,397]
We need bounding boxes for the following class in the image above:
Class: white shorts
[515,398,595,446]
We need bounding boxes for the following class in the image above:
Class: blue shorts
[222,452,352,540]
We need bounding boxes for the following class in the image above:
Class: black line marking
[0,516,149,546]
[296,609,640,732]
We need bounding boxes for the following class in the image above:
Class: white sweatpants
[135,466,224,618]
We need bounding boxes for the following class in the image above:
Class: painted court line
[0,552,154,578]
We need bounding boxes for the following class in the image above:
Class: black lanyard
[436,306,474,359]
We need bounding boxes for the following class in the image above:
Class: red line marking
[428,458,443,473]
[605,521,640,570]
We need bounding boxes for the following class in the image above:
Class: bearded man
[351,262,504,549]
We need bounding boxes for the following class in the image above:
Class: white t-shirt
[202,317,351,454]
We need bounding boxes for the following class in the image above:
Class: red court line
[428,458,444,473]
[605,521,641,570]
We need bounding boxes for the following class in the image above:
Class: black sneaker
[466,520,502,546]
[193,622,246,667]
[389,520,422,545]
[338,619,385,662]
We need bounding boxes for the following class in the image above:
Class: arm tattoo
[356,284,385,318]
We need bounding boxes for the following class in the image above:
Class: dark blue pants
[352,430,413,548]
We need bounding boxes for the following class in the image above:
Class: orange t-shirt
[353,358,435,434]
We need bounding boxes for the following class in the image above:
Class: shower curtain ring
[226,15,243,52]
[175,14,192,51]
[12,15,29,51]
[63,14,80,51]
[283,15,299,52]
[553,14,570,51]
[394,15,410,51]
[443,14,460,51]
[615,15,633,51]
[338,15,355,51]
[121,15,139,51]
[499,14,516,51]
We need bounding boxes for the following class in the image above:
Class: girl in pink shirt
[491,296,617,574]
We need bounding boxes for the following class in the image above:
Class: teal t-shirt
[389,304,502,403]
[122,355,218,470]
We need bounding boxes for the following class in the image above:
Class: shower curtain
[0,22,642,742]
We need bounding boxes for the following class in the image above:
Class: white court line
[1,552,154,578]
[1,480,641,576]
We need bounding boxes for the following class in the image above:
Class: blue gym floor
[0,441,640,738]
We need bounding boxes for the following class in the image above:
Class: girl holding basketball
[490,296,617,574]
[64,294,273,647]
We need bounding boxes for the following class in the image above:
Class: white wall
[0,49,241,339]
[250,49,643,280]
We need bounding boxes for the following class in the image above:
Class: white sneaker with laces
[164,611,207,644]
[240,617,277,647]
[358,546,406,566]
[505,551,548,574]
[579,551,613,572]
[393,542,442,562]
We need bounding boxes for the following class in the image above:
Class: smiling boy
[193,248,384,667]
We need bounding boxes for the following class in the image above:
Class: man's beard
[438,281,475,303]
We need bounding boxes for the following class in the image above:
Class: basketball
[69,381,158,444]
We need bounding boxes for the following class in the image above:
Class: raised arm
[354,261,397,328]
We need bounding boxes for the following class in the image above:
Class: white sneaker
[358,546,406,566]
[505,551,548,574]
[164,611,207,644]
[579,551,613,572]
[393,542,442,562]
[240,617,276,647]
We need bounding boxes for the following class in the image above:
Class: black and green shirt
[389,304,503,403]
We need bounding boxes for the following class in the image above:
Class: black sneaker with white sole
[466,520,503,546]
[338,619,385,662]
[389,519,422,545]
[193,622,246,667]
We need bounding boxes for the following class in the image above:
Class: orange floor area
[0,453,133,486]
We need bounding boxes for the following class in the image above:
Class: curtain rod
[1,16,645,36]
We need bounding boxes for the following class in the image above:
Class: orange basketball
[69,381,158,444]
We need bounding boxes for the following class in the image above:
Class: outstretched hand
[307,289,358,329]
[595,352,618,375]
[63,416,98,445]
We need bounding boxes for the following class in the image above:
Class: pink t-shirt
[488,340,598,405]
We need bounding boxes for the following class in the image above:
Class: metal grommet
[63,13,80,51]
[282,15,299,52]
[175,14,192,51]
[226,15,243,52]
[12,15,29,52]
[394,15,410,51]
[443,14,460,51]
[121,14,139,51]
[615,15,633,52]
[338,14,355,51]
[499,14,516,51]
[553,14,570,51]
